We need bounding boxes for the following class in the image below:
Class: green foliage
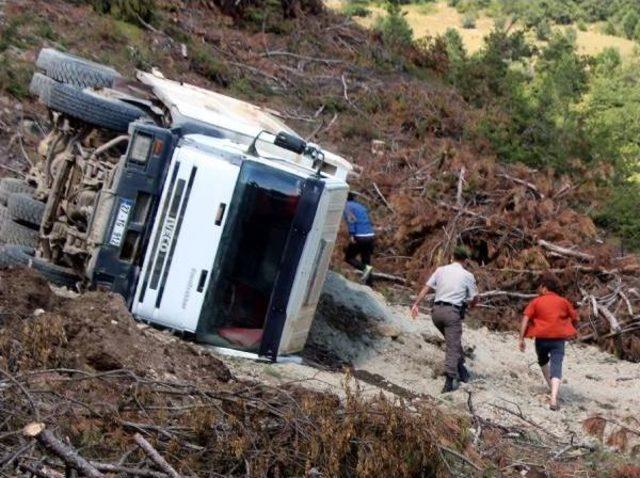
[621,9,640,38]
[190,46,230,87]
[342,4,371,17]
[461,11,477,29]
[602,21,617,35]
[462,0,640,41]
[75,0,156,24]
[594,183,640,250]
[374,2,413,50]
[535,18,552,40]
[0,56,32,99]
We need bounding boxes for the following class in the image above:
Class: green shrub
[342,4,370,17]
[71,0,156,24]
[461,12,477,29]
[535,19,552,40]
[576,19,588,31]
[594,183,640,250]
[602,21,617,36]
[374,2,413,50]
[622,10,639,39]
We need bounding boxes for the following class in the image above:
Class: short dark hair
[347,192,355,201]
[539,272,561,293]
[453,245,471,261]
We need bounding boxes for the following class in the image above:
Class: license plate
[109,199,133,247]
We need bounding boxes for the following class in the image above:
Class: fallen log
[537,240,594,261]
[371,270,407,284]
[477,290,537,300]
[23,423,104,478]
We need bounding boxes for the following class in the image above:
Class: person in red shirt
[518,273,578,411]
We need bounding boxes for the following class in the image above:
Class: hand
[410,304,420,319]
[518,339,526,352]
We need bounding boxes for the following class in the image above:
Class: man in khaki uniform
[411,246,478,393]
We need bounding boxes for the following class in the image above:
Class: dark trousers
[535,339,565,379]
[344,236,374,271]
[432,304,464,379]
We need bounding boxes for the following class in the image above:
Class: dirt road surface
[223,274,640,452]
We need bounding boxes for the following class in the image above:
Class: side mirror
[274,132,306,154]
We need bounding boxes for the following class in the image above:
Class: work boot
[458,363,470,383]
[361,265,373,284]
[441,376,459,393]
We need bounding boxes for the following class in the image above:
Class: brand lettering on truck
[158,217,177,253]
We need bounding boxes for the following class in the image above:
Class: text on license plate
[109,199,133,247]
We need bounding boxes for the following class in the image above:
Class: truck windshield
[197,161,303,352]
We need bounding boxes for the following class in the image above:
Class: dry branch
[134,433,181,478]
[498,173,543,198]
[537,240,594,261]
[23,423,104,478]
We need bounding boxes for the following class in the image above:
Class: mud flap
[259,178,325,361]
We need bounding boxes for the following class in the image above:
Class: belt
[434,301,462,310]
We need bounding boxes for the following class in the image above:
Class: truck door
[195,161,321,357]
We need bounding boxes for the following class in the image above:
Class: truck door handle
[215,203,226,226]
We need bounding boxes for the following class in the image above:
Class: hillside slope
[1,0,637,360]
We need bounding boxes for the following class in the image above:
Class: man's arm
[518,315,530,352]
[411,284,433,319]
[467,274,479,309]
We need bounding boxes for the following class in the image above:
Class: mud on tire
[43,81,148,133]
[36,48,121,89]
[7,193,45,227]
[0,178,35,206]
[0,245,80,288]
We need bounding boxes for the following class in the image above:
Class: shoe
[458,364,470,383]
[441,376,459,393]
[361,265,373,283]
[549,403,559,411]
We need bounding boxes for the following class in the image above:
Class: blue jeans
[534,339,565,379]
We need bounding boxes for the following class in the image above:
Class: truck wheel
[44,81,148,133]
[0,178,35,206]
[0,245,80,288]
[36,48,121,89]
[0,205,9,225]
[7,193,45,228]
[29,72,57,102]
[0,220,38,247]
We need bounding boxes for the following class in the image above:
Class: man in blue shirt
[343,192,375,284]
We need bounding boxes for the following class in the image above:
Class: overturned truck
[0,49,352,360]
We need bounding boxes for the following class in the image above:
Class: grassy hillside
[332,1,639,56]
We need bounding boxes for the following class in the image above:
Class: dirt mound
[0,267,231,382]
[0,269,485,478]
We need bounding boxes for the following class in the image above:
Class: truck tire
[0,245,80,288]
[7,193,45,227]
[0,178,35,206]
[36,48,121,89]
[0,205,9,224]
[0,220,38,247]
[44,81,148,133]
[29,72,57,102]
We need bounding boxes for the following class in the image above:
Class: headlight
[129,132,153,164]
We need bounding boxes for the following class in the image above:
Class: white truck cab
[86,72,351,360]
